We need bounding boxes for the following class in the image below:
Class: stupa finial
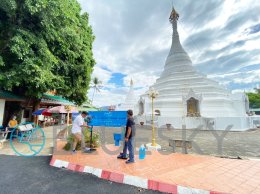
[169,7,179,23]
[130,79,133,86]
[167,5,185,56]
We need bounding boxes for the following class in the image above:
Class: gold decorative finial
[130,79,133,86]
[169,7,179,22]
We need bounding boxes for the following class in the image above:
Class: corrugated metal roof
[41,93,74,106]
[0,90,26,101]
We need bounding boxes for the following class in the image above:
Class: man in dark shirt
[117,109,136,163]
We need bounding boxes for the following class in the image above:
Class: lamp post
[147,87,159,147]
[64,105,72,125]
[64,105,72,138]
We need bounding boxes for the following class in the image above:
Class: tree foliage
[0,0,95,105]
[247,88,260,108]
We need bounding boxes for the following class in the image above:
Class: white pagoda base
[146,143,161,151]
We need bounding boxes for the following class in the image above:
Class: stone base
[146,143,161,151]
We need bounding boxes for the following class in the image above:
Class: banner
[88,111,127,127]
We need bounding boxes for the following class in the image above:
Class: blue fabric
[122,138,135,161]
[32,109,45,115]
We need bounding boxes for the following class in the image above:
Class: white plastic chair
[25,124,34,130]
[0,128,10,148]
[25,124,38,140]
[18,125,32,142]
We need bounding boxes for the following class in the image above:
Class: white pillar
[0,99,6,126]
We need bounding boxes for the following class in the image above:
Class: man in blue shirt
[117,109,136,163]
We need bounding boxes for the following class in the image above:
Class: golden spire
[169,7,179,22]
[130,79,133,86]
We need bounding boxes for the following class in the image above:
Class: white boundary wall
[136,115,260,131]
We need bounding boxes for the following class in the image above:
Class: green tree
[247,88,260,108]
[0,0,95,106]
[91,77,102,104]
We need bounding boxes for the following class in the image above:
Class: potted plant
[63,126,100,151]
[140,121,144,125]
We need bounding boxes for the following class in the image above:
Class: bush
[63,126,100,151]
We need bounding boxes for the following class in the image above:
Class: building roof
[100,105,116,111]
[41,93,74,106]
[0,90,26,101]
[78,102,99,111]
[78,106,99,111]
[0,91,76,106]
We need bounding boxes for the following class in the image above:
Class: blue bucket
[113,133,122,146]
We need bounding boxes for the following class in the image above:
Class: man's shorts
[72,132,81,140]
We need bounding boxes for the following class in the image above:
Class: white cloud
[91,66,112,84]
[233,70,260,84]
[78,0,260,106]
[123,73,157,88]
[90,88,125,107]
[232,88,255,94]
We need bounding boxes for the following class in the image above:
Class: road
[0,155,161,194]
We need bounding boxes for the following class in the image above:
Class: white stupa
[117,79,137,112]
[136,7,259,131]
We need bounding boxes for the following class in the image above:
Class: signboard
[88,111,127,127]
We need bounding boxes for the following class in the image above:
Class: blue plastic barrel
[139,145,146,160]
[113,133,121,146]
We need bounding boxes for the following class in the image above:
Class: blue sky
[108,73,126,88]
[78,0,260,107]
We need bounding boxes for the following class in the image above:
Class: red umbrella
[42,109,52,116]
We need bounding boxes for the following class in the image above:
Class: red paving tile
[52,141,260,194]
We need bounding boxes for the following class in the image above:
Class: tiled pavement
[2,125,260,193]
[0,139,53,156]
[51,141,260,194]
[0,126,57,155]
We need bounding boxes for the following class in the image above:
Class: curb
[50,157,227,194]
